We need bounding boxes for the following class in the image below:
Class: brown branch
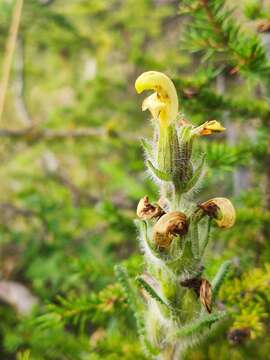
[0,202,36,219]
[199,0,249,66]
[199,0,227,43]
[41,151,134,209]
[50,172,134,209]
[0,126,107,141]
[0,125,139,143]
[0,0,24,123]
[50,172,99,206]
[13,37,33,126]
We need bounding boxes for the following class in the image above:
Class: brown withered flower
[180,276,202,296]
[199,197,236,229]
[152,211,188,248]
[257,20,270,33]
[137,196,165,220]
[200,278,212,313]
[228,327,250,345]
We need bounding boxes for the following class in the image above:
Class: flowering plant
[116,71,235,360]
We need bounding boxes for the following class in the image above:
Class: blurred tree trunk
[216,74,251,196]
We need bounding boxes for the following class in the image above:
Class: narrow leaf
[212,260,231,301]
[172,312,226,339]
[137,276,169,308]
[190,219,199,259]
[199,217,212,256]
[146,160,171,181]
[185,154,205,191]
[114,265,137,312]
[141,138,153,160]
[115,265,159,356]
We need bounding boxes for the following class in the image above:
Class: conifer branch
[181,0,270,78]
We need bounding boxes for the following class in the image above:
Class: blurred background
[0,0,270,359]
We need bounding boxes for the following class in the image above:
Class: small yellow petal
[142,93,166,120]
[194,120,226,136]
[200,120,226,135]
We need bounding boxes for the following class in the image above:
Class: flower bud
[199,197,236,229]
[137,196,165,220]
[152,211,188,248]
[200,278,212,313]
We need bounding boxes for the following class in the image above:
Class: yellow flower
[193,120,226,136]
[135,71,178,127]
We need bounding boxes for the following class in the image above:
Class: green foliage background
[0,0,270,359]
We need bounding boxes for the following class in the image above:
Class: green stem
[157,124,179,176]
[160,344,177,360]
[172,184,182,210]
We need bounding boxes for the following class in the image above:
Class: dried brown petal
[137,196,165,220]
[152,211,188,248]
[200,278,212,313]
[199,197,236,229]
[180,276,201,296]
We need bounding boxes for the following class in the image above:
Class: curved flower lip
[134,71,166,94]
[135,71,178,126]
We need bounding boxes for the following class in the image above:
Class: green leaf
[171,312,226,339]
[190,219,199,259]
[199,217,212,256]
[184,154,205,191]
[16,350,31,360]
[141,138,154,160]
[136,276,169,308]
[146,160,171,181]
[115,265,158,357]
[114,265,138,313]
[134,219,159,259]
[212,261,232,301]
